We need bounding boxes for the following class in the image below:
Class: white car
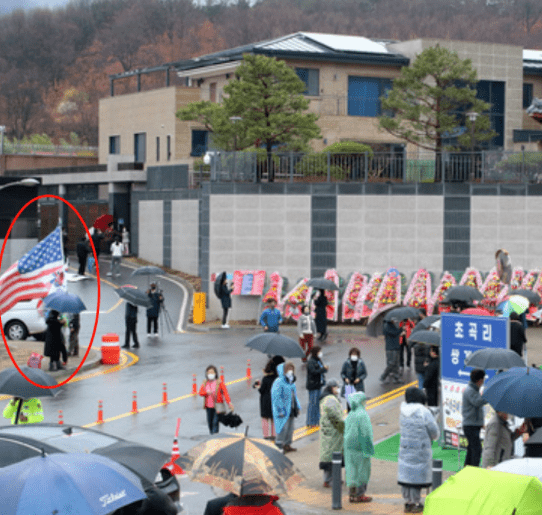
[1,299,47,341]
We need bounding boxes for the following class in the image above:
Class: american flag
[0,226,65,316]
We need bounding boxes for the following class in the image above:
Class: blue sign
[441,314,509,383]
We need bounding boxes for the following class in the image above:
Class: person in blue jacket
[271,362,301,453]
[260,298,283,332]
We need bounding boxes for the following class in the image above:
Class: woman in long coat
[397,387,439,514]
[254,356,284,439]
[344,392,374,503]
[314,289,328,341]
[219,274,232,329]
[44,310,67,371]
[319,379,345,487]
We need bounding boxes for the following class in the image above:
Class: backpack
[27,352,44,369]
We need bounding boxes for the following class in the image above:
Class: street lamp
[0,177,39,191]
[466,111,479,181]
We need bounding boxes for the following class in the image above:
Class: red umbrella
[462,307,493,316]
[93,214,114,232]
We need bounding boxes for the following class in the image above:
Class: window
[524,83,534,109]
[477,80,505,148]
[295,68,319,96]
[347,77,392,117]
[156,136,160,162]
[109,136,120,155]
[210,82,217,102]
[191,130,208,157]
[167,135,171,161]
[134,133,146,163]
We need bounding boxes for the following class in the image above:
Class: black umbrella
[217,412,244,428]
[130,266,165,278]
[306,278,339,291]
[245,333,305,358]
[413,315,441,332]
[115,285,152,308]
[409,329,441,347]
[0,366,58,399]
[443,285,483,304]
[214,272,226,299]
[94,441,170,485]
[366,306,420,338]
[512,289,541,305]
[464,348,525,370]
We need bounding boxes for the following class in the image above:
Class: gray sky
[0,0,71,16]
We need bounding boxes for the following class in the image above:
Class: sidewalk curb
[48,348,102,380]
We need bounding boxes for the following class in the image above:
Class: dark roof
[168,32,409,72]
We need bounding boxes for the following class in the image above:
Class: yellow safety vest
[3,398,44,424]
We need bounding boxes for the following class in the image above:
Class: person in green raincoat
[319,379,345,487]
[344,391,374,503]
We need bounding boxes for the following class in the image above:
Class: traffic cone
[97,400,104,424]
[165,437,185,475]
[162,383,168,405]
[246,359,251,380]
[132,391,138,414]
[192,374,197,395]
[58,410,64,425]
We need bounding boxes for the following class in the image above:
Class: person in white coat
[397,387,439,514]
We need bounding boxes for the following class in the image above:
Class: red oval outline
[0,194,101,388]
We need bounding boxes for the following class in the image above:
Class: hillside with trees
[0,0,541,145]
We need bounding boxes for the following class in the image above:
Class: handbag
[214,382,228,414]
[27,352,43,369]
[344,384,356,407]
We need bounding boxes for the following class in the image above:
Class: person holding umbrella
[123,302,140,349]
[314,289,328,341]
[3,397,44,424]
[146,282,164,337]
[462,368,488,468]
[271,362,301,453]
[68,313,80,357]
[423,346,440,407]
[481,411,525,468]
[380,319,404,384]
[44,309,68,371]
[199,365,233,434]
[510,312,527,357]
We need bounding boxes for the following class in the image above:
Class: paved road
[33,257,420,514]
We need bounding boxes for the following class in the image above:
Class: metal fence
[2,143,98,157]
[192,150,542,186]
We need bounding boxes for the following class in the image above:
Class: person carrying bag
[199,365,234,434]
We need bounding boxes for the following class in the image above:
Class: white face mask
[285,371,294,380]
[350,355,359,362]
[207,373,216,381]
[318,352,323,359]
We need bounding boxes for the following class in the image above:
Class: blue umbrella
[0,452,146,515]
[43,290,86,314]
[482,366,542,418]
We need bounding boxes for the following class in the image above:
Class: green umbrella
[425,466,542,515]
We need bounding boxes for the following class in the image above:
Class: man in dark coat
[380,320,404,384]
[423,346,440,407]
[314,289,328,341]
[123,302,140,349]
[44,310,67,371]
[146,283,164,337]
[510,312,527,357]
[76,236,89,275]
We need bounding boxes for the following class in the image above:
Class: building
[101,33,542,169]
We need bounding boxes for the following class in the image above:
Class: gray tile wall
[311,195,336,277]
[163,200,172,268]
